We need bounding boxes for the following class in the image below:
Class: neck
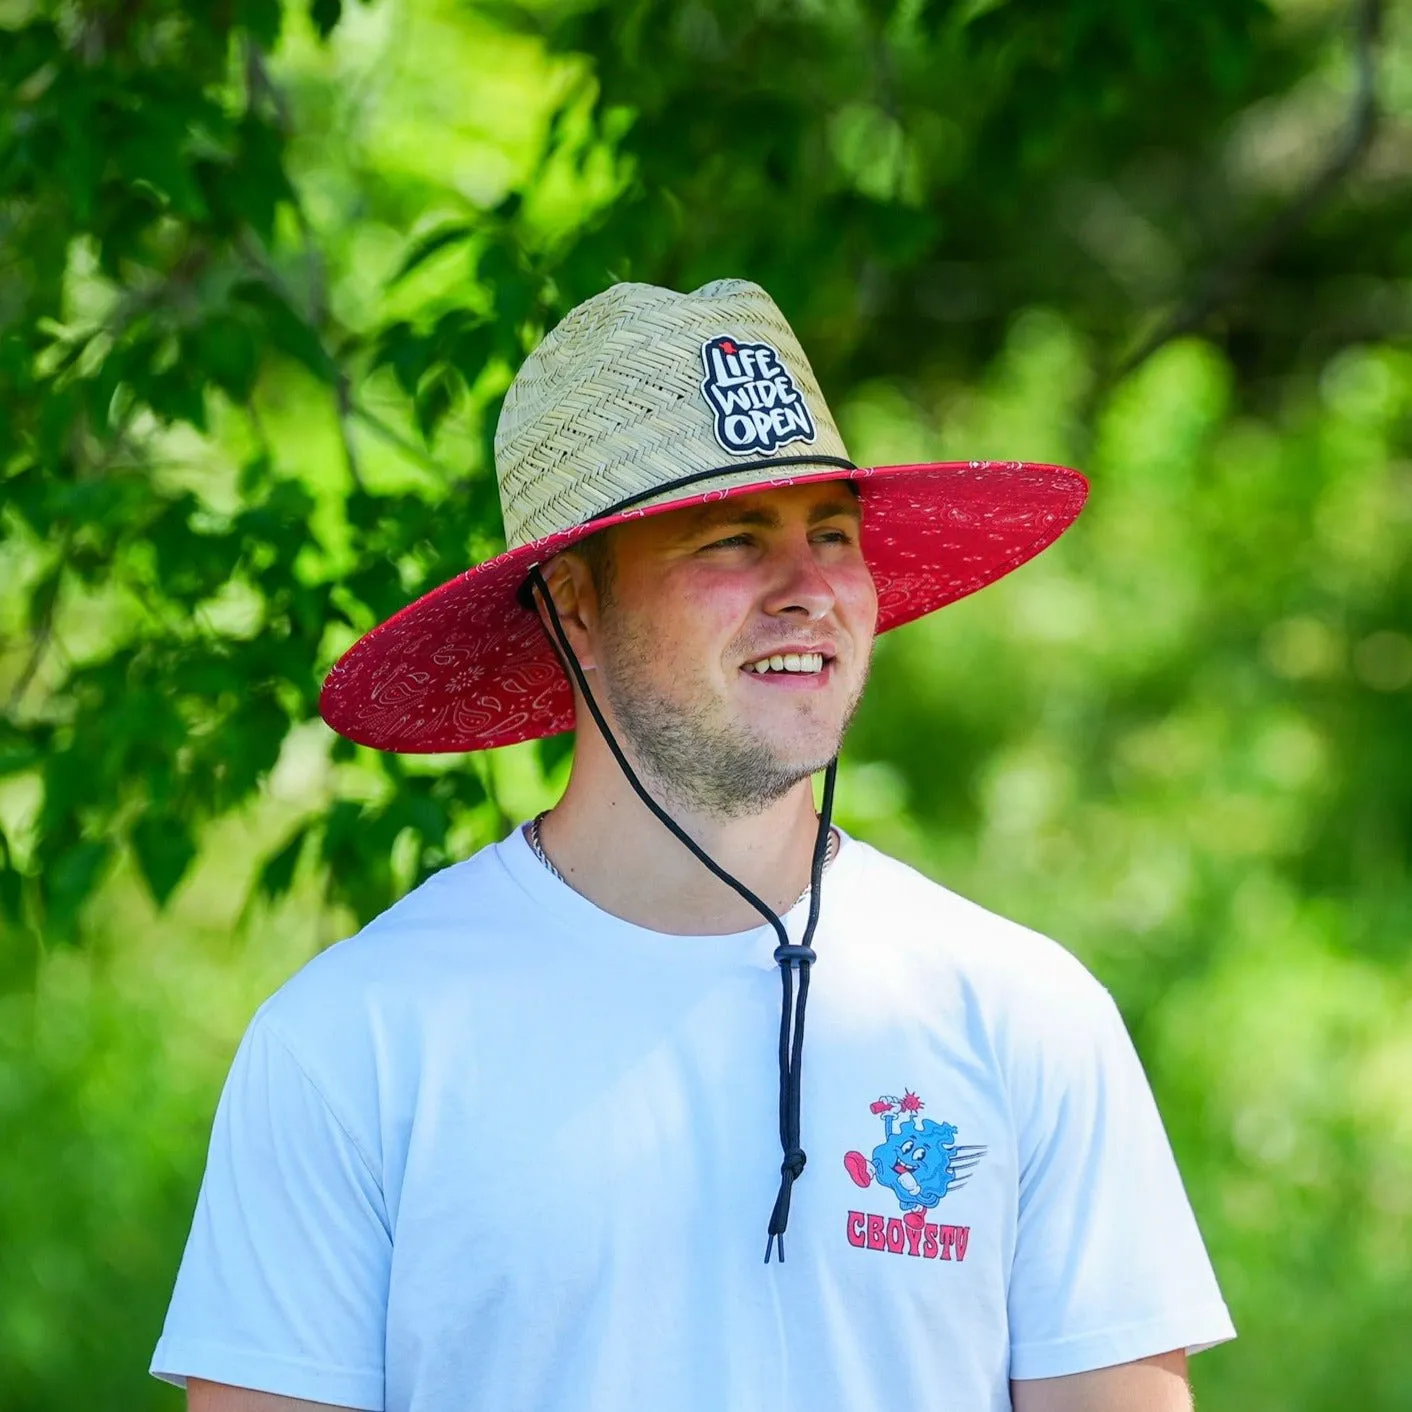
[535,729,830,935]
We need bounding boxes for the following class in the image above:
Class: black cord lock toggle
[773,942,817,966]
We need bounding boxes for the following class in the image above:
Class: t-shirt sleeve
[150,1013,390,1409]
[1006,983,1235,1381]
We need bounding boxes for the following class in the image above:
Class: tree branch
[7,536,70,714]
[6,609,55,715]
[1113,0,1383,382]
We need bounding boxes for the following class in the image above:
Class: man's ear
[533,550,601,673]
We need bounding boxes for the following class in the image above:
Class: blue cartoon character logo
[844,1091,986,1222]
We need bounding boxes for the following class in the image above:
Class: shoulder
[251,833,523,1073]
[831,840,1131,1100]
[837,843,1146,1138]
[837,840,1114,1019]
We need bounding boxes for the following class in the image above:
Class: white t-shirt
[152,829,1234,1410]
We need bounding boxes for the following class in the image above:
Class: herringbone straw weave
[495,279,851,546]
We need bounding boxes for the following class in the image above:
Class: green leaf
[310,0,343,40]
[26,564,61,632]
[43,840,111,941]
[372,321,430,396]
[536,731,574,775]
[238,452,274,496]
[145,366,210,431]
[415,368,457,444]
[448,321,497,386]
[229,115,294,243]
[231,281,333,382]
[0,828,22,925]
[131,815,197,907]
[236,0,285,53]
[0,735,42,779]
[492,191,523,222]
[320,798,365,863]
[392,222,476,285]
[479,242,535,326]
[195,313,260,402]
[258,825,307,902]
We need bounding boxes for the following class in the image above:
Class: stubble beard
[594,617,869,822]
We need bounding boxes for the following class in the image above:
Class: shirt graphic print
[842,1088,986,1262]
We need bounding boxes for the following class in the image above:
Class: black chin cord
[529,566,837,1264]
[765,755,835,1263]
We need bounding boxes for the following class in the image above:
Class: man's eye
[703,534,752,550]
[813,528,854,545]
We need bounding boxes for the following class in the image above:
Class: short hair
[570,526,615,605]
[515,526,615,614]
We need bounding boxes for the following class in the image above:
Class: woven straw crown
[494,279,851,546]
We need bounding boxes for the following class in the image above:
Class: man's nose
[762,539,836,619]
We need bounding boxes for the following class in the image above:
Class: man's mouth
[741,650,830,676]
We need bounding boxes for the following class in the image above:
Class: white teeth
[748,652,826,674]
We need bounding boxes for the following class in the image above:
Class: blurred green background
[2,0,1410,1407]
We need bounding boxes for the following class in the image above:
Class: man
[153,279,1235,1411]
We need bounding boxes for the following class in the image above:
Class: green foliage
[0,0,1408,1407]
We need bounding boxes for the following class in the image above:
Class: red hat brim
[318,460,1088,753]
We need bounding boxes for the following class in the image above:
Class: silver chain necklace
[527,811,838,908]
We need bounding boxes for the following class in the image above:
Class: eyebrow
[808,498,862,525]
[678,496,862,538]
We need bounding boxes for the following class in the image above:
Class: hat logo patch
[700,335,817,456]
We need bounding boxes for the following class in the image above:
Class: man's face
[571,481,878,819]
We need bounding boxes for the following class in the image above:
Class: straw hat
[319,279,1088,753]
